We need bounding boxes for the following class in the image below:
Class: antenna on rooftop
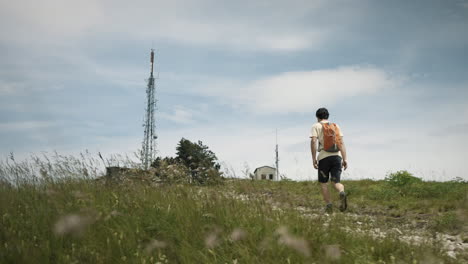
[141,49,158,169]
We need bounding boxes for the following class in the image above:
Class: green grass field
[1,156,467,263]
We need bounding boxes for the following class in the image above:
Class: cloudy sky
[1,0,467,181]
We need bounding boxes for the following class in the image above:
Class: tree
[176,138,222,184]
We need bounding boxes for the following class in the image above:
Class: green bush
[431,212,463,233]
[367,184,400,200]
[384,170,422,187]
[367,171,422,199]
[151,157,191,184]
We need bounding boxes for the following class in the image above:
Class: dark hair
[316,108,329,120]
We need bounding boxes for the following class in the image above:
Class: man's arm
[311,137,318,169]
[340,137,348,170]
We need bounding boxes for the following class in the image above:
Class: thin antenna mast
[141,49,158,169]
[275,129,279,181]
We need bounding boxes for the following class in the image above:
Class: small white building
[253,166,276,180]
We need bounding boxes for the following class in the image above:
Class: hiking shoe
[339,192,347,212]
[325,203,333,214]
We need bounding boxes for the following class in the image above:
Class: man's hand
[342,160,348,170]
[313,159,318,169]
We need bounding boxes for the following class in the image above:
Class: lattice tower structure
[141,49,157,169]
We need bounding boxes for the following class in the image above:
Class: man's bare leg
[320,183,331,204]
[333,182,347,212]
[333,182,344,193]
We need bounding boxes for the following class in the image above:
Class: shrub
[384,170,422,187]
[450,177,467,183]
[431,212,463,233]
[367,184,400,200]
[151,157,191,184]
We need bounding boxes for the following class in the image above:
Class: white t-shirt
[310,120,344,161]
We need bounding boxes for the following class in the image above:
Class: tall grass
[1,154,466,263]
[0,152,139,185]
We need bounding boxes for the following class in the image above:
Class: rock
[445,244,455,251]
[446,251,457,259]
[393,228,403,235]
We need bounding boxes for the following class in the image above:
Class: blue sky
[1,0,467,180]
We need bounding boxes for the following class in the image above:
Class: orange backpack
[322,123,342,152]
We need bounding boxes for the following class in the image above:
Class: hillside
[1,174,467,263]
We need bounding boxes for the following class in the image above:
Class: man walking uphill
[310,108,348,213]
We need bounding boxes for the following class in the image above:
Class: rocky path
[225,190,468,261]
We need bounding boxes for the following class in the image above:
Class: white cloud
[0,80,23,95]
[197,66,397,114]
[0,0,102,45]
[0,121,54,131]
[0,78,65,97]
[460,1,468,8]
[159,106,195,124]
[3,0,468,55]
[99,0,334,51]
[0,0,353,52]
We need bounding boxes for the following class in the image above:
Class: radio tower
[141,49,157,169]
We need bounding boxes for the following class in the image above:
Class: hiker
[310,108,348,213]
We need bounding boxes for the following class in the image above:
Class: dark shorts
[318,156,342,183]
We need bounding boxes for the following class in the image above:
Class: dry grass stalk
[276,226,311,257]
[53,213,95,236]
[144,239,167,254]
[324,244,341,260]
[230,228,247,241]
[205,227,222,248]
